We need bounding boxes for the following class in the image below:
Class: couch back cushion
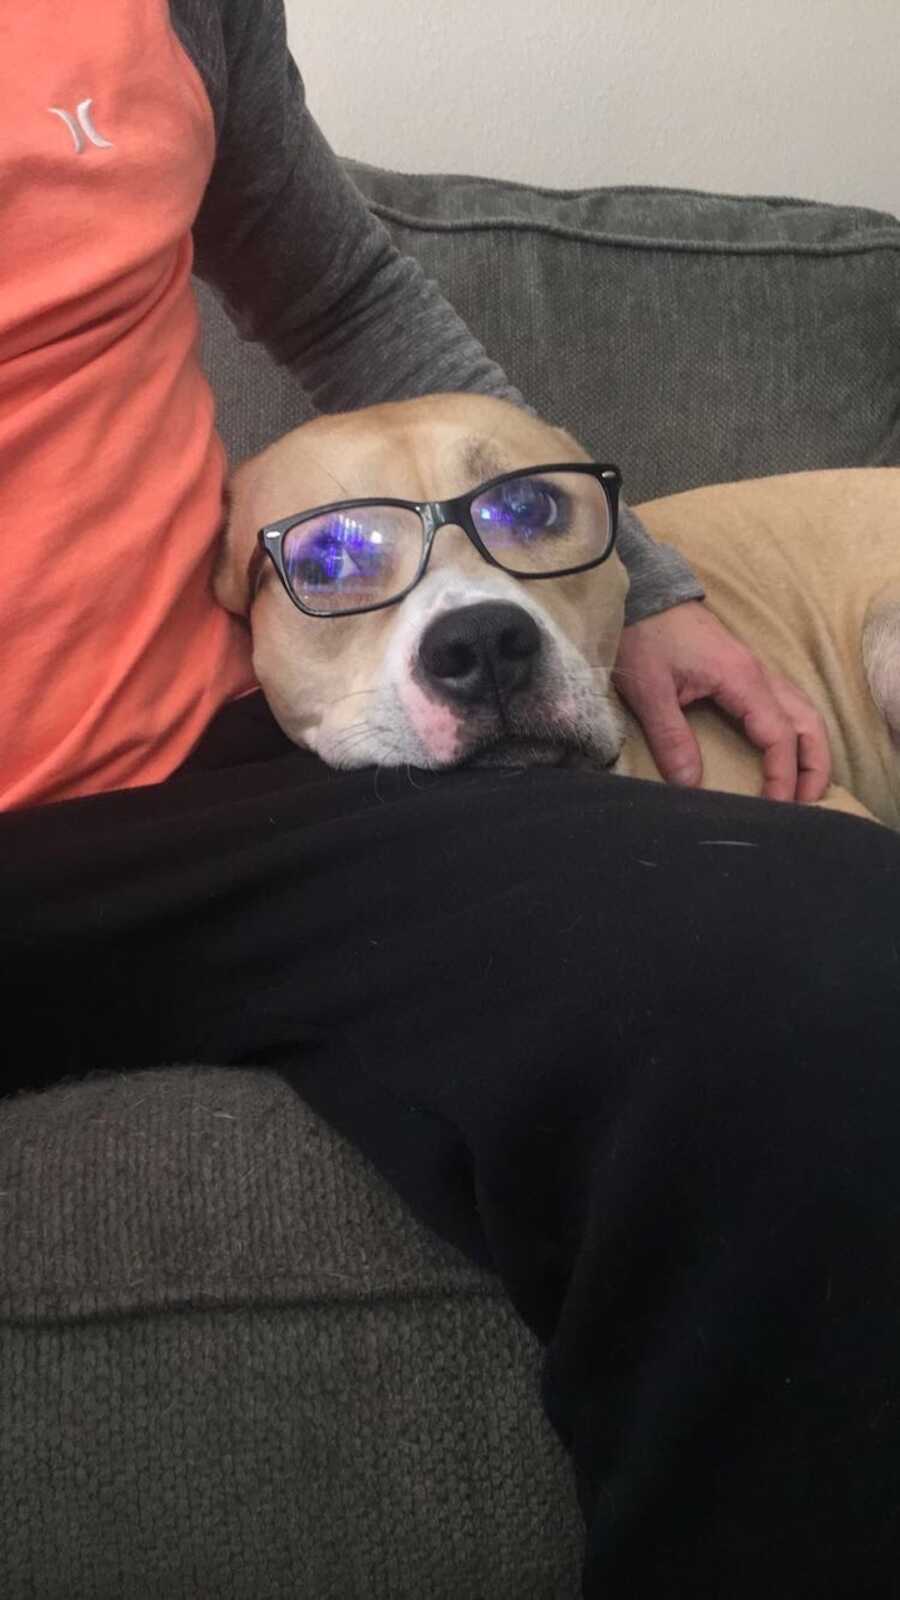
[198,167,900,504]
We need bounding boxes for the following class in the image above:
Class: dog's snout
[418,602,542,706]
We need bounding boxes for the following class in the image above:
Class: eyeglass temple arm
[246,536,269,606]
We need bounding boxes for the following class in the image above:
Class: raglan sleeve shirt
[174,0,705,628]
[1,0,702,813]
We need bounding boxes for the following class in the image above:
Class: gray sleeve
[190,0,522,412]
[188,0,703,621]
[617,506,705,625]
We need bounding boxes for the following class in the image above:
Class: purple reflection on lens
[474,477,569,544]
[286,512,388,592]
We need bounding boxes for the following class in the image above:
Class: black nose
[418,602,542,706]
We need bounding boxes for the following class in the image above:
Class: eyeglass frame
[248,460,623,619]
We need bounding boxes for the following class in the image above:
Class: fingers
[767,674,833,802]
[715,670,797,800]
[713,661,830,803]
[621,669,704,787]
[613,604,835,805]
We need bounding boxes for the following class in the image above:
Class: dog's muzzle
[417,601,541,708]
[412,598,603,769]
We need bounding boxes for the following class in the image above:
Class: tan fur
[862,584,900,751]
[217,394,900,828]
[626,471,900,827]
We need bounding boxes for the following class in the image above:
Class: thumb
[627,675,703,787]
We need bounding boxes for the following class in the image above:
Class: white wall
[285,0,900,215]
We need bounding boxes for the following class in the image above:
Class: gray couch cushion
[0,1067,584,1598]
[199,166,900,504]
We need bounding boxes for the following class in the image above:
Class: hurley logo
[48,98,113,154]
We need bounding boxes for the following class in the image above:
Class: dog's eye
[288,517,382,589]
[475,478,567,539]
[281,506,425,614]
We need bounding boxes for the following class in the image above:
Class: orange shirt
[0,0,255,810]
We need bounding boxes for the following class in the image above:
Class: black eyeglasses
[249,461,622,618]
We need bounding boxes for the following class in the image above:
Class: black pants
[5,693,900,1597]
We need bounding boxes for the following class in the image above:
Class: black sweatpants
[5,692,900,1597]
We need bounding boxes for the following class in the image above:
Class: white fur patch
[397,679,463,763]
[863,600,900,747]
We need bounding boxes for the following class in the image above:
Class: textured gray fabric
[345,167,900,505]
[196,157,900,529]
[0,1068,584,1598]
[196,275,317,460]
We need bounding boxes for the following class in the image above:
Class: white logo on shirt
[48,99,113,154]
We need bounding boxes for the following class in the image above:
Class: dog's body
[216,394,900,828]
[619,472,900,828]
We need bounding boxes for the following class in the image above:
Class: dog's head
[215,393,630,770]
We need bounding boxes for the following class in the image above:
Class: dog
[215,392,900,829]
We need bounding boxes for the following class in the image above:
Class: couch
[3,164,899,1599]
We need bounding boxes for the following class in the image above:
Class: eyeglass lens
[281,471,612,614]
[282,505,423,615]
[470,471,612,577]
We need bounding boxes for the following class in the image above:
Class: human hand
[613,600,832,802]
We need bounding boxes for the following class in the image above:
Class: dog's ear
[213,422,336,617]
[212,477,255,617]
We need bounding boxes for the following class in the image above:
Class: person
[3,0,829,813]
[3,3,900,1595]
